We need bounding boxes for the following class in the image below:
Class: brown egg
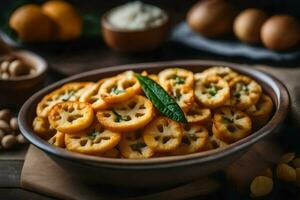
[42,0,82,40]
[187,0,235,37]
[261,15,300,50]
[9,4,55,42]
[234,8,268,44]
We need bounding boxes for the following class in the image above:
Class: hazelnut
[0,120,11,133]
[250,176,273,197]
[8,60,29,77]
[0,109,11,122]
[30,68,36,75]
[1,134,16,149]
[0,61,9,73]
[279,152,295,164]
[1,72,9,79]
[10,117,19,131]
[16,134,27,144]
[276,163,296,182]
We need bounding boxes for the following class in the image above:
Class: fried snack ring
[204,134,229,150]
[65,122,121,155]
[195,76,230,108]
[168,86,194,111]
[246,94,273,128]
[158,68,194,90]
[170,124,208,155]
[36,82,92,118]
[184,103,211,123]
[213,107,252,143]
[97,95,154,132]
[195,66,238,82]
[80,80,108,111]
[48,101,94,134]
[229,75,262,110]
[100,71,141,104]
[32,116,55,139]
[143,117,183,153]
[48,131,65,147]
[119,131,154,159]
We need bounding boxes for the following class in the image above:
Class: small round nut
[250,176,273,197]
[9,117,19,131]
[276,163,296,182]
[0,109,12,122]
[0,120,11,133]
[279,152,295,164]
[1,72,9,79]
[16,134,27,144]
[8,60,29,77]
[292,158,300,168]
[29,68,36,75]
[1,134,17,149]
[0,61,9,72]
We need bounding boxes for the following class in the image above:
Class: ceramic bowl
[19,60,289,189]
[101,9,169,52]
[0,50,47,108]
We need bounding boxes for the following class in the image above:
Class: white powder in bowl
[107,1,167,30]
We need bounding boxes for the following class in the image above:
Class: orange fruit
[9,4,55,42]
[42,0,82,40]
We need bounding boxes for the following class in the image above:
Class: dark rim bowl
[19,60,289,170]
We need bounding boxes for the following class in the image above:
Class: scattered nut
[250,176,273,197]
[0,56,33,79]
[279,152,295,164]
[1,134,17,149]
[276,163,296,182]
[0,61,9,72]
[292,158,300,168]
[16,134,27,144]
[1,73,9,79]
[0,120,11,133]
[10,117,19,131]
[8,60,29,76]
[0,109,11,122]
[0,108,27,150]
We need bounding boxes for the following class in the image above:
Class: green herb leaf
[174,76,185,85]
[88,130,99,140]
[208,85,218,96]
[112,109,130,122]
[241,85,249,92]
[111,88,125,95]
[62,90,75,101]
[135,74,188,124]
[222,116,233,123]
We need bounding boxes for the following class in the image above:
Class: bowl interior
[101,9,169,33]
[19,60,289,169]
[0,50,47,82]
